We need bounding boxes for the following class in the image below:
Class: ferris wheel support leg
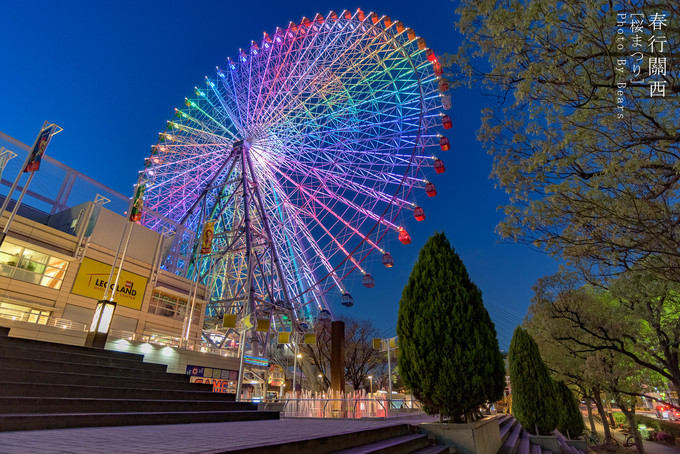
[243,148,296,323]
[239,141,259,358]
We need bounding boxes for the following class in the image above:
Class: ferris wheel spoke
[259,25,427,127]
[142,10,444,327]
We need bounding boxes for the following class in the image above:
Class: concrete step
[411,444,450,454]
[0,409,279,432]
[500,415,518,443]
[0,396,256,414]
[0,381,233,400]
[0,367,210,391]
[518,429,531,454]
[499,417,523,454]
[0,355,176,379]
[0,335,144,361]
[224,424,413,454]
[329,433,431,454]
[0,342,167,371]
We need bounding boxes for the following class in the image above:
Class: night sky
[1,0,559,349]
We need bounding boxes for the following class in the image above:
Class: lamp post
[368,375,373,395]
[85,299,117,348]
[292,335,301,398]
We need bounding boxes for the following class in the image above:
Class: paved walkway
[588,415,680,454]
[0,415,440,454]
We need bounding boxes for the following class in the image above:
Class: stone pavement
[0,415,440,454]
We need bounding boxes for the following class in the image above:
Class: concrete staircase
[498,414,583,454]
[221,423,449,454]
[0,327,278,431]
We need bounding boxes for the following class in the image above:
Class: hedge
[612,412,680,439]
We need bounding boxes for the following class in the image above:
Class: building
[0,129,249,392]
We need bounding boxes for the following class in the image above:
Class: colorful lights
[141,9,446,327]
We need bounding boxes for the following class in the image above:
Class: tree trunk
[585,397,596,434]
[616,397,645,454]
[593,387,612,438]
[439,412,443,423]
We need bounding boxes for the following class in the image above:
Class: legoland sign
[71,257,147,310]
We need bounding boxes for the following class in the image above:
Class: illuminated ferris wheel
[140,9,451,346]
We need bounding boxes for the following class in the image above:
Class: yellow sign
[71,257,147,310]
[223,313,237,329]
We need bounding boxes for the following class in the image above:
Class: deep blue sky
[1,0,558,349]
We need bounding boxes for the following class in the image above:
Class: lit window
[0,242,68,289]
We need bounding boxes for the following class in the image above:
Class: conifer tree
[397,232,505,422]
[555,380,585,439]
[509,326,558,434]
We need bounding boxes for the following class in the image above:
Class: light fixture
[85,299,117,349]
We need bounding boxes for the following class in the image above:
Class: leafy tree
[532,271,680,394]
[397,232,505,422]
[509,326,558,435]
[555,380,585,439]
[525,295,614,438]
[299,316,385,392]
[450,0,680,282]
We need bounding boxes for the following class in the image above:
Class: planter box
[420,416,501,454]
[529,434,560,454]
[566,439,588,453]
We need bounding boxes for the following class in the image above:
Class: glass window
[149,290,200,323]
[0,241,68,289]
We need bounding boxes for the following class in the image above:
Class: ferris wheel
[140,9,451,346]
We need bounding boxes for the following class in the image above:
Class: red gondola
[439,79,449,92]
[398,229,412,245]
[382,252,394,267]
[439,136,450,151]
[442,115,453,129]
[433,61,444,76]
[395,21,404,33]
[441,95,452,110]
[362,273,375,288]
[425,182,437,197]
[414,206,426,221]
[434,159,446,174]
[426,49,436,62]
[383,16,392,27]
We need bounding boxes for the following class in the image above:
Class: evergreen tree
[509,326,558,434]
[555,380,585,439]
[397,232,505,422]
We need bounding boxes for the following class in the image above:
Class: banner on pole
[128,184,146,222]
[24,125,55,172]
[200,219,216,254]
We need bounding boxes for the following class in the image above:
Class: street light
[368,375,373,395]
[292,348,302,397]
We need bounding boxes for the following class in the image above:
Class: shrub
[509,326,558,435]
[555,381,584,438]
